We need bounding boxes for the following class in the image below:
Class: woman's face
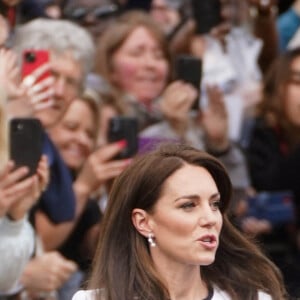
[147,164,223,267]
[49,99,96,170]
[2,0,21,6]
[111,26,169,105]
[285,56,300,127]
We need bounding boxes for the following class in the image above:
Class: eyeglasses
[64,4,119,22]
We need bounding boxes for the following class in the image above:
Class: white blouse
[72,287,272,300]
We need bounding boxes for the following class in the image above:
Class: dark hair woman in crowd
[244,47,300,298]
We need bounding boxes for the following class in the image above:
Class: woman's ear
[132,208,153,237]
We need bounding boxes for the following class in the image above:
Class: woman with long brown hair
[73,143,287,300]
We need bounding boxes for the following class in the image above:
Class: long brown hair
[258,47,300,148]
[88,143,287,300]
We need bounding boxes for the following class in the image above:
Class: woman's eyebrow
[174,193,220,203]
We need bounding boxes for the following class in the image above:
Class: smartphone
[122,0,152,12]
[21,49,50,82]
[175,55,202,110]
[108,117,138,159]
[191,0,222,34]
[9,118,44,177]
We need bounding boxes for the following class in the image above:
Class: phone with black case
[175,54,202,110]
[9,118,44,177]
[122,0,152,12]
[191,0,222,34]
[108,117,138,159]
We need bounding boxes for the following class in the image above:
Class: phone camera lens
[17,123,24,131]
[25,52,36,63]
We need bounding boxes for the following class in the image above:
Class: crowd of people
[0,0,300,299]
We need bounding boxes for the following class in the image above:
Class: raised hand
[7,61,55,118]
[0,48,22,99]
[200,85,229,151]
[0,155,49,220]
[21,251,77,293]
[8,155,49,220]
[74,141,131,197]
[159,81,198,135]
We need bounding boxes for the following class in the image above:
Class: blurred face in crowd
[49,98,96,170]
[134,164,222,267]
[35,51,83,128]
[285,56,300,127]
[63,0,118,41]
[150,0,180,35]
[111,26,169,106]
[1,0,21,6]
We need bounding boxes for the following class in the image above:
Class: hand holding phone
[107,117,138,159]
[20,49,56,112]
[9,118,44,178]
[175,54,202,110]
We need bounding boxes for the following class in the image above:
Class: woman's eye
[180,202,196,210]
[211,201,221,210]
[64,122,77,131]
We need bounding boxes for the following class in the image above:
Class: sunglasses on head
[64,4,119,21]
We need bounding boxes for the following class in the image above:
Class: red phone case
[22,49,50,82]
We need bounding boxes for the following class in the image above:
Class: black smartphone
[191,0,222,34]
[122,0,152,12]
[9,118,44,177]
[175,54,202,110]
[108,116,138,159]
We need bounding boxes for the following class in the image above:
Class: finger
[0,161,15,182]
[21,63,51,88]
[28,76,55,95]
[95,159,131,181]
[4,176,35,199]
[37,155,49,191]
[29,62,51,80]
[22,75,36,88]
[94,141,127,163]
[30,88,55,104]
[0,166,29,189]
[30,175,41,200]
[61,260,77,274]
[34,98,55,111]
[9,66,20,82]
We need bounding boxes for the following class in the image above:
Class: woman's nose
[198,205,217,227]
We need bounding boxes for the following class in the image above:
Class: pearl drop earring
[148,233,156,247]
